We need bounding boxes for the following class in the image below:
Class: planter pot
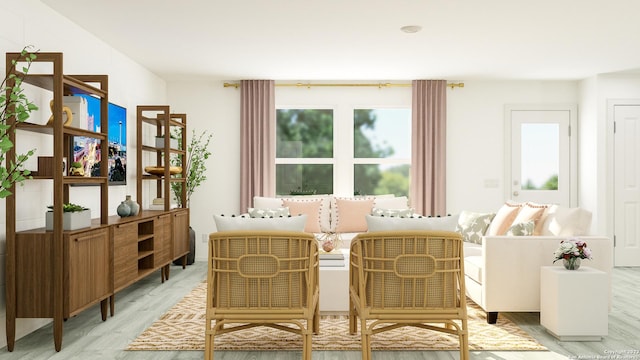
[45,210,91,231]
[155,136,178,149]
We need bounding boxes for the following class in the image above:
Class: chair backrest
[208,231,318,309]
[351,230,465,309]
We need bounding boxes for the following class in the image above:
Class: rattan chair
[349,230,469,360]
[205,231,320,360]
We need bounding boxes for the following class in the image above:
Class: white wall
[588,74,640,238]
[168,79,581,262]
[0,0,167,348]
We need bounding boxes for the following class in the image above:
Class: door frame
[504,104,578,206]
[607,99,640,265]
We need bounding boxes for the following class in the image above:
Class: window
[353,109,411,196]
[276,109,334,195]
[276,108,410,196]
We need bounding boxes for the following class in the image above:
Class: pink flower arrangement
[553,238,593,263]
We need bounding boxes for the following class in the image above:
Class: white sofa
[243,196,614,325]
[460,203,613,324]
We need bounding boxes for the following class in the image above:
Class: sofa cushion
[213,214,307,232]
[371,207,414,217]
[254,195,332,232]
[506,220,535,236]
[486,202,522,236]
[282,198,323,233]
[525,202,552,235]
[541,205,592,236]
[511,203,546,235]
[253,196,285,209]
[366,214,459,232]
[334,197,375,233]
[373,196,409,209]
[456,211,495,244]
[247,207,290,218]
[464,255,483,285]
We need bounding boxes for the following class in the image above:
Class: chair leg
[361,332,371,360]
[313,303,320,334]
[303,332,312,360]
[460,319,470,360]
[204,333,213,360]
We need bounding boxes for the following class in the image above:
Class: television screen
[71,94,127,185]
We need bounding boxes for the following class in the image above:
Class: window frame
[275,105,411,196]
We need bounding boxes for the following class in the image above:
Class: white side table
[319,249,349,314]
[540,266,608,341]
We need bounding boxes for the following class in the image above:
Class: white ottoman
[540,266,608,341]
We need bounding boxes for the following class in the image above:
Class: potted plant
[45,202,91,231]
[1,46,39,198]
[170,128,212,207]
[69,161,85,176]
[170,128,212,265]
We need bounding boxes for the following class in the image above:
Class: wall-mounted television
[71,94,127,185]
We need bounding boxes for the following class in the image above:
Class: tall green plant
[0,47,38,198]
[171,128,212,207]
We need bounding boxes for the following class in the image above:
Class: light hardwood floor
[2,261,639,360]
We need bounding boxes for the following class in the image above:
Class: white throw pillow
[541,205,592,236]
[373,196,409,209]
[366,214,460,232]
[213,214,307,232]
[247,207,290,218]
[253,196,284,209]
[371,207,414,217]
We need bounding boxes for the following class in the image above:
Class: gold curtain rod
[223,82,464,89]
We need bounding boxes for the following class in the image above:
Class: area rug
[127,283,546,351]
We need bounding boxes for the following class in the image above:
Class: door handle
[513,191,519,196]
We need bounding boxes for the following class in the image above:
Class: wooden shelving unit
[136,105,187,211]
[135,105,190,274]
[4,52,110,352]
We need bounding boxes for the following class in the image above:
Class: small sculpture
[69,161,84,176]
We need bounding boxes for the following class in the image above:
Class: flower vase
[124,195,140,216]
[563,257,581,270]
[117,201,130,217]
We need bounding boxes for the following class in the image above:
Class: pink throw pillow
[282,199,322,233]
[334,198,375,233]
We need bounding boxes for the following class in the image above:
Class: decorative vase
[124,195,140,216]
[563,257,581,270]
[117,201,130,217]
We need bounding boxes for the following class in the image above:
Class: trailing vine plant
[170,128,213,207]
[0,46,38,198]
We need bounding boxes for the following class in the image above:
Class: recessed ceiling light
[400,25,422,34]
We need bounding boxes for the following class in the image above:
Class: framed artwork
[71,94,127,185]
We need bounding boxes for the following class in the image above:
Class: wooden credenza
[9,208,190,350]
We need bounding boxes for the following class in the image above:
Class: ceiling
[41,0,640,82]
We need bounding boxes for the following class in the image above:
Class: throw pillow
[511,202,547,235]
[247,207,290,218]
[286,195,332,232]
[371,207,414,217]
[456,211,495,244]
[485,202,522,236]
[334,197,375,233]
[541,205,592,236]
[366,214,460,232]
[373,196,409,209]
[213,214,307,232]
[253,196,284,209]
[281,198,323,233]
[505,220,535,236]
